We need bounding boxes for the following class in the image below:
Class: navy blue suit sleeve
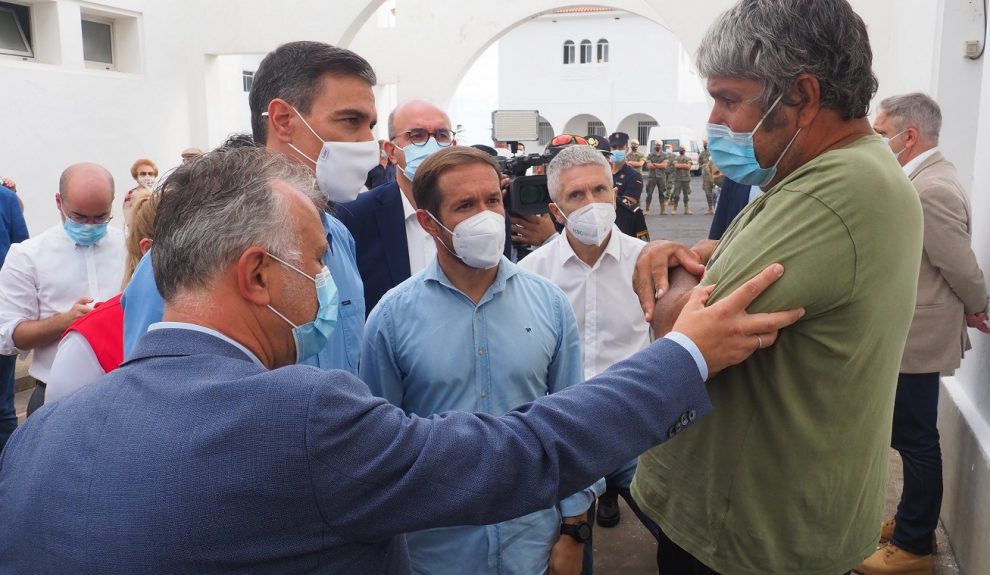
[306,337,711,542]
[709,179,749,240]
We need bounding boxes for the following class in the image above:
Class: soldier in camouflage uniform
[625,139,647,176]
[644,142,667,214]
[663,144,677,211]
[699,140,715,214]
[671,146,693,215]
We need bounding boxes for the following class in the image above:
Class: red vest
[63,293,124,374]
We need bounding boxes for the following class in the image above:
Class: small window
[0,2,32,58]
[637,120,657,145]
[597,39,609,63]
[242,70,254,92]
[563,40,575,65]
[537,120,553,146]
[580,40,592,64]
[587,121,605,137]
[82,18,113,69]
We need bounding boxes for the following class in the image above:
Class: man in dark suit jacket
[708,177,756,240]
[0,146,802,573]
[337,100,455,315]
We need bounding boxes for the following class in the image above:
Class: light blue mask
[266,254,339,363]
[64,220,108,246]
[402,137,445,181]
[706,94,801,187]
[611,150,626,163]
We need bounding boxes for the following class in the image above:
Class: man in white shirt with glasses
[0,163,125,415]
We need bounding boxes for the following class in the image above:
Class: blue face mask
[611,150,626,163]
[266,254,339,363]
[401,137,444,181]
[706,94,802,187]
[64,220,108,246]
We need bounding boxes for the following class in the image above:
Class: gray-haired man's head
[696,0,877,120]
[152,146,324,302]
[547,145,613,204]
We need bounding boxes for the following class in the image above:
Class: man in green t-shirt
[629,1,924,574]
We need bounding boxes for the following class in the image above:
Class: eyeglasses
[393,128,456,147]
[137,171,156,177]
[549,134,589,147]
[64,211,113,225]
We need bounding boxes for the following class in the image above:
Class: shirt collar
[424,255,517,304]
[399,188,417,222]
[148,321,266,368]
[556,225,622,268]
[902,147,939,177]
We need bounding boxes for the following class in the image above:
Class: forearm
[652,268,700,336]
[12,315,70,351]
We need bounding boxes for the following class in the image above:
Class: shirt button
[481,392,487,398]
[478,348,485,356]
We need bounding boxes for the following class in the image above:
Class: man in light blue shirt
[123,42,378,373]
[362,146,603,575]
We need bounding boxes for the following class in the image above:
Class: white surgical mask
[288,107,380,203]
[138,176,156,188]
[558,202,616,247]
[427,209,505,269]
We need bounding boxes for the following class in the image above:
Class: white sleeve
[45,331,106,404]
[0,246,40,356]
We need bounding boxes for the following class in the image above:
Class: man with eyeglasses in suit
[0,163,126,415]
[337,100,458,315]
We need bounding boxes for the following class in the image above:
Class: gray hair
[152,146,324,302]
[547,145,612,203]
[879,93,942,143]
[249,41,377,145]
[696,0,878,120]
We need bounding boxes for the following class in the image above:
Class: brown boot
[683,204,693,215]
[659,204,667,215]
[855,543,933,575]
[705,203,715,215]
[879,518,937,554]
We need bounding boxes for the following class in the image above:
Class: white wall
[496,11,710,140]
[1,0,379,236]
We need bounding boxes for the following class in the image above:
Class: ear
[267,98,297,144]
[791,73,821,129]
[55,193,63,211]
[548,203,566,226]
[384,140,400,165]
[138,238,154,256]
[416,209,441,238]
[904,127,921,149]
[236,247,277,306]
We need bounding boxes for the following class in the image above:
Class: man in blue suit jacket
[338,101,454,315]
[0,147,802,573]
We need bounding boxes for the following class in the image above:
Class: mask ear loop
[286,106,326,166]
[423,210,459,259]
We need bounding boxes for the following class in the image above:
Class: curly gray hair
[696,0,878,120]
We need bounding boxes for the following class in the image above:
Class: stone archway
[562,114,607,138]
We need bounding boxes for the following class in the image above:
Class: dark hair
[412,147,500,217]
[696,0,878,120]
[249,41,377,144]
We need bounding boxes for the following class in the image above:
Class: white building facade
[497,8,710,148]
[2,1,989,571]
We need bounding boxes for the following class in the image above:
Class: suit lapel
[376,184,412,282]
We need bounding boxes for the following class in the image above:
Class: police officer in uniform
[603,132,649,242]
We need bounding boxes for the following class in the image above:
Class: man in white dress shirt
[518,144,659,555]
[0,163,126,415]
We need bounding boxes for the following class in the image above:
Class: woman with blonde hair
[44,190,159,403]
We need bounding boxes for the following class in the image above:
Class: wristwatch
[559,520,592,543]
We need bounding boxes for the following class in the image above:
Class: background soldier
[645,142,668,214]
[671,146,693,215]
[663,144,677,211]
[699,140,715,214]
